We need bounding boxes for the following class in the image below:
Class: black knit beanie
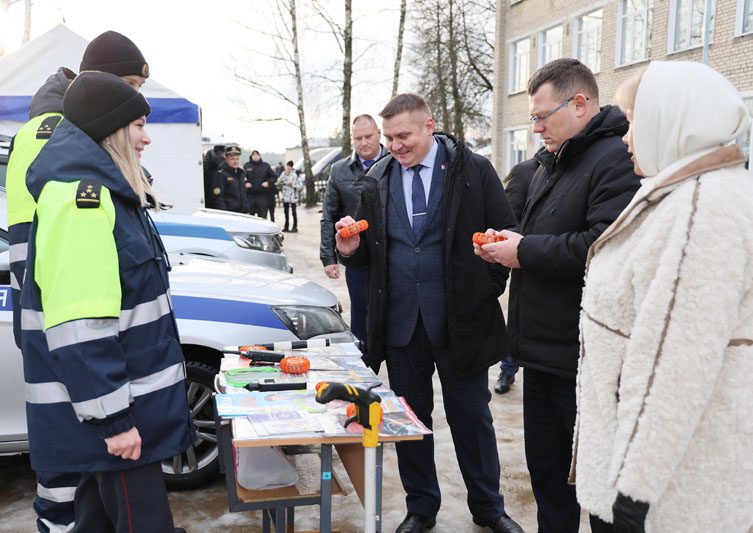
[80,31,150,78]
[63,71,151,142]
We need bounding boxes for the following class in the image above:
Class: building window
[509,37,531,93]
[618,0,653,65]
[737,0,753,35]
[507,129,528,171]
[539,25,564,67]
[576,9,603,73]
[670,0,714,52]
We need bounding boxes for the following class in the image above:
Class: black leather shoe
[174,528,187,533]
[494,371,515,394]
[474,514,524,533]
[396,512,436,532]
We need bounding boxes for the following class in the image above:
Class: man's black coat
[339,133,517,376]
[508,105,642,378]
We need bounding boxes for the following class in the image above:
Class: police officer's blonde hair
[101,126,159,210]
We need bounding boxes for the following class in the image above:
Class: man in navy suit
[336,94,523,533]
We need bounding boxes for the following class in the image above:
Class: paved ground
[0,204,591,532]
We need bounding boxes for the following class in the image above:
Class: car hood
[168,255,337,307]
[152,210,279,235]
[189,208,280,234]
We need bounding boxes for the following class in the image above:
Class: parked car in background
[294,147,344,203]
[153,209,290,272]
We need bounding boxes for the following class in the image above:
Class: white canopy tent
[0,24,204,213]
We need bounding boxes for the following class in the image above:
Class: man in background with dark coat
[244,150,278,219]
[210,145,249,213]
[203,145,225,207]
[320,114,386,351]
[476,58,641,533]
[494,156,539,395]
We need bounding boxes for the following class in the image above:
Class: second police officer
[210,145,249,213]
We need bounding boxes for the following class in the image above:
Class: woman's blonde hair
[101,123,158,210]
[615,65,649,113]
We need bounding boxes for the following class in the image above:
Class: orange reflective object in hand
[472,232,506,245]
[338,220,369,238]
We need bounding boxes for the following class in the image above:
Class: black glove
[612,493,649,533]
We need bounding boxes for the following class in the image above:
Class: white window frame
[538,24,564,67]
[573,8,604,73]
[668,0,715,53]
[616,0,653,66]
[740,91,753,172]
[508,37,531,94]
[735,0,753,36]
[506,128,529,173]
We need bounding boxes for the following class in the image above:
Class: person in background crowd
[4,29,168,533]
[337,94,522,533]
[274,160,284,177]
[244,150,278,219]
[279,160,304,232]
[494,157,539,395]
[203,145,225,208]
[210,145,249,213]
[22,71,193,533]
[320,114,386,351]
[475,58,640,533]
[575,61,753,533]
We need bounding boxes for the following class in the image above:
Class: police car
[0,223,353,488]
[153,209,290,272]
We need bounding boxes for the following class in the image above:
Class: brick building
[491,0,753,173]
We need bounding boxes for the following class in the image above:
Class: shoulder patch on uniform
[36,115,63,140]
[76,180,102,208]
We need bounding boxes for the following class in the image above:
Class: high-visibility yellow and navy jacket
[20,119,193,473]
[6,68,76,349]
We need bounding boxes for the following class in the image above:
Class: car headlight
[272,305,348,340]
[230,232,282,253]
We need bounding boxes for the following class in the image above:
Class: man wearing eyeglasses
[475,58,641,533]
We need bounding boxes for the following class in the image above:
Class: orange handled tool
[339,219,369,238]
[472,232,506,245]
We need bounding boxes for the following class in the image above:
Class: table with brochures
[213,341,431,533]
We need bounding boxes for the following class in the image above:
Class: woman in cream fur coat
[573,61,753,532]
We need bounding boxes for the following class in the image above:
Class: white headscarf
[633,61,750,178]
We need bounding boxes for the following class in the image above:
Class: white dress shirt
[400,139,438,228]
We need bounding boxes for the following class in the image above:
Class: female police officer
[20,71,193,532]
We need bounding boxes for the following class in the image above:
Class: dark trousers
[248,194,268,219]
[283,202,298,230]
[384,319,505,522]
[523,367,580,533]
[72,462,174,533]
[268,193,277,222]
[344,266,367,350]
[34,470,80,533]
[499,353,519,375]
